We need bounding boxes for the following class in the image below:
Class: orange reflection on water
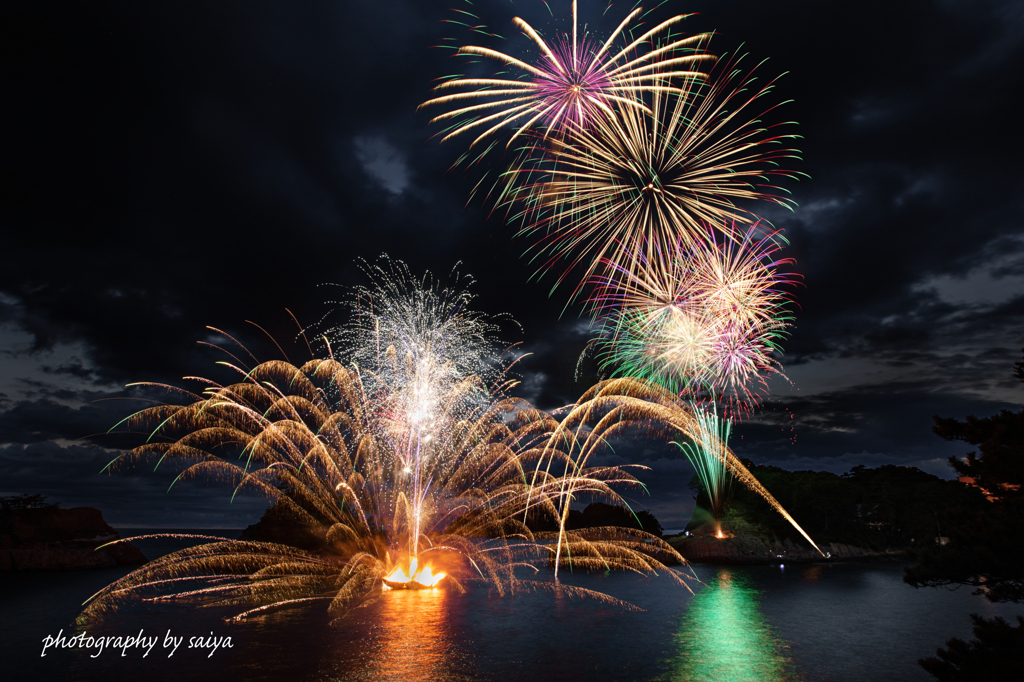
[359,587,460,682]
[801,564,827,583]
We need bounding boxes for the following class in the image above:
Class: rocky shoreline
[0,499,904,571]
[666,532,907,565]
[0,506,147,571]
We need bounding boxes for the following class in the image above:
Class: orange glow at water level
[383,557,446,589]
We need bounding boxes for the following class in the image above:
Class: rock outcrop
[0,506,147,570]
[238,499,327,552]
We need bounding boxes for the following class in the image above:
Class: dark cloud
[736,380,1020,478]
[0,397,112,443]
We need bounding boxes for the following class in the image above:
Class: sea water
[2,531,1020,682]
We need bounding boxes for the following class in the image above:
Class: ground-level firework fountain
[677,404,734,538]
[383,558,446,591]
[80,261,820,627]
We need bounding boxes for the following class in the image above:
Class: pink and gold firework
[420,1,713,150]
[587,225,798,414]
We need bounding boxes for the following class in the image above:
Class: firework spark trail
[674,404,731,525]
[420,1,714,151]
[585,225,798,414]
[566,378,824,556]
[500,52,802,297]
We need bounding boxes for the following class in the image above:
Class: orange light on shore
[383,557,446,590]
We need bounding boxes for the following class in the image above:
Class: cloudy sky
[4,0,1023,529]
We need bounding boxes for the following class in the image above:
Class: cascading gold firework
[79,262,820,626]
[81,357,685,624]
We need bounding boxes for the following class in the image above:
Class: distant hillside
[686,463,989,553]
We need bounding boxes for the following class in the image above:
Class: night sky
[4,0,1023,529]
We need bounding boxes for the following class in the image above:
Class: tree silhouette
[905,349,1024,678]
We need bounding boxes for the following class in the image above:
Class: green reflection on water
[673,568,799,682]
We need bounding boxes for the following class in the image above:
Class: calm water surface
[2,531,1020,681]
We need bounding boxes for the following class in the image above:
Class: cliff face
[0,506,147,570]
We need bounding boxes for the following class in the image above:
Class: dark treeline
[691,462,988,550]
[904,351,1024,680]
[0,494,57,513]
[523,501,663,536]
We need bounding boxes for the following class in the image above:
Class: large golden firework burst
[502,53,803,297]
[81,360,691,625]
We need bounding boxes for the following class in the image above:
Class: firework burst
[587,225,798,414]
[504,52,802,295]
[323,256,514,394]
[420,1,714,151]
